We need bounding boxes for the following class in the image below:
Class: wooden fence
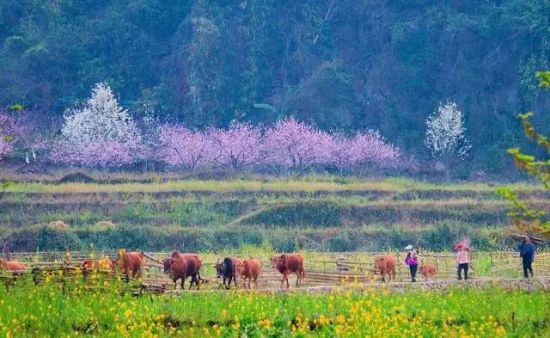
[2,251,549,292]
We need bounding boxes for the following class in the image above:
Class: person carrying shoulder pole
[518,236,535,278]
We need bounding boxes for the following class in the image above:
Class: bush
[0,223,532,252]
[37,227,82,251]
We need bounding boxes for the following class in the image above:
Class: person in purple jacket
[404,245,418,282]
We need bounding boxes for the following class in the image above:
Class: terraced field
[0,177,548,252]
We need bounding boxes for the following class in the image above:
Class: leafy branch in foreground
[497,71,550,238]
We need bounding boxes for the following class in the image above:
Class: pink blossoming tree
[349,131,400,168]
[263,117,334,171]
[332,131,400,173]
[209,122,263,170]
[158,125,213,171]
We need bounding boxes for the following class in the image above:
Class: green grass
[2,177,545,194]
[0,277,548,337]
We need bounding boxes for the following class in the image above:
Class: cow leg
[286,274,290,289]
[197,274,201,289]
[296,272,300,287]
[196,274,201,289]
[195,273,201,290]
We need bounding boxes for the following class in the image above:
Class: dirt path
[157,277,550,295]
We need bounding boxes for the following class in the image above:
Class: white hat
[404,245,413,250]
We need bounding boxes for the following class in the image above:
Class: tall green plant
[498,71,550,238]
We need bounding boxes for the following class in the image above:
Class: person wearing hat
[404,245,418,282]
[454,241,464,251]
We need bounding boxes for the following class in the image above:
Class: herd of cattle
[0,252,437,290]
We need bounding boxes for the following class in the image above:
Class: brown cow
[164,254,188,290]
[179,253,202,288]
[419,263,437,281]
[271,253,304,288]
[374,255,396,282]
[0,259,27,274]
[240,258,261,289]
[0,259,27,290]
[116,251,144,280]
[82,257,115,280]
[82,257,115,272]
[164,252,202,290]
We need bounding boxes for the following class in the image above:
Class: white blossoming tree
[424,101,471,176]
[53,83,142,166]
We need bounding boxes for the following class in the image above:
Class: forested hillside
[1,0,549,175]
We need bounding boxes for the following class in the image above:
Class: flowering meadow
[0,274,548,337]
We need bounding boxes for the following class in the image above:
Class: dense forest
[0,0,549,176]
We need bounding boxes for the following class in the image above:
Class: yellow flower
[259,319,272,328]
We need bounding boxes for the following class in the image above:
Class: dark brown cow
[271,253,304,288]
[164,252,202,290]
[215,257,242,289]
[0,259,27,274]
[374,255,396,282]
[116,251,144,280]
[419,263,437,281]
[240,258,261,289]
